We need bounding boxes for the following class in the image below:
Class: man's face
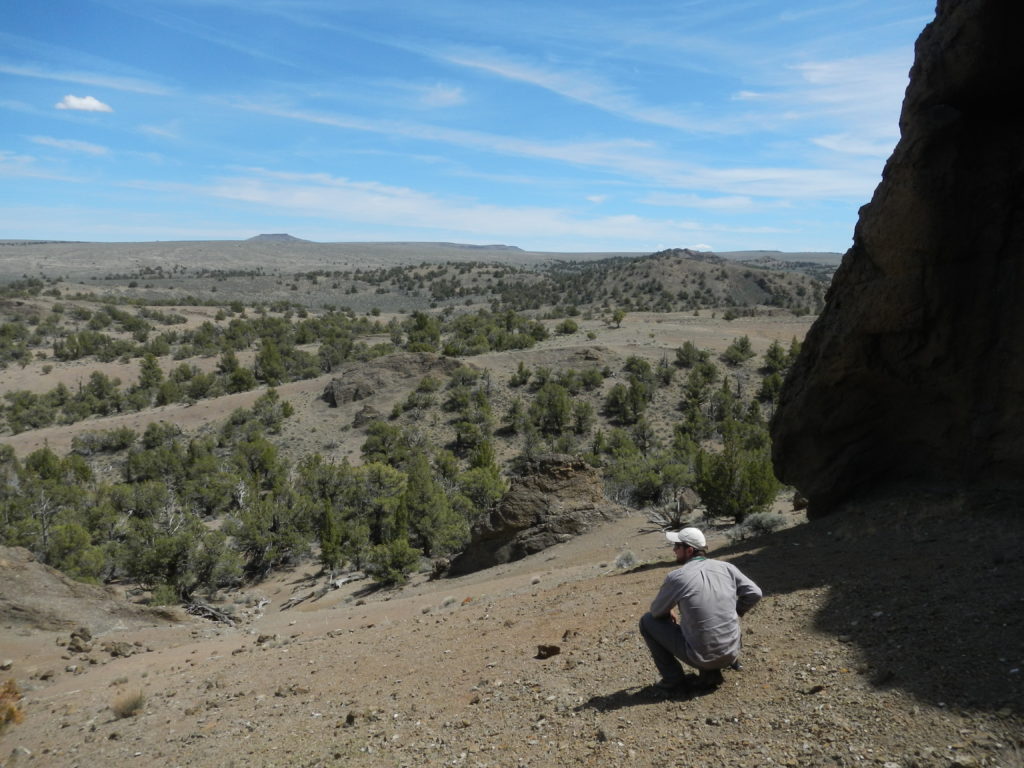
[673,542,692,563]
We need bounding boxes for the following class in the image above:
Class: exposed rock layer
[771,0,1024,515]
[449,454,626,575]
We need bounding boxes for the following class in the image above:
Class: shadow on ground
[576,682,718,713]
[714,489,1024,712]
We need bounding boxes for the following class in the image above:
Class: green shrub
[556,318,578,335]
[721,336,755,366]
[725,511,786,543]
[694,421,779,524]
[365,538,421,586]
[744,511,786,536]
[675,341,709,368]
[71,427,137,455]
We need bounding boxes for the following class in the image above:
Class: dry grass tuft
[1,679,24,733]
[110,689,146,719]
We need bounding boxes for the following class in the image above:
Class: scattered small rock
[102,642,135,658]
[535,644,560,659]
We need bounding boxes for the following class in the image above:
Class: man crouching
[639,527,762,696]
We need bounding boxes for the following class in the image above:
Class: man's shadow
[576,682,717,713]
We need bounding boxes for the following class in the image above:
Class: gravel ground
[3,492,1022,768]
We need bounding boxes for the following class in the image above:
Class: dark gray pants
[639,611,694,684]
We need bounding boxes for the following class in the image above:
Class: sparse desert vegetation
[0,242,1021,768]
[0,242,822,595]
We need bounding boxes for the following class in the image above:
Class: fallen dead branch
[185,602,236,626]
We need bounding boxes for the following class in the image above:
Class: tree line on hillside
[0,333,797,595]
[0,307,559,434]
[0,387,506,599]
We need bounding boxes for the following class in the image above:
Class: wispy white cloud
[139,122,182,140]
[416,83,466,108]
[438,47,719,132]
[104,4,304,69]
[640,192,779,211]
[812,133,896,157]
[722,50,909,159]
[29,136,110,155]
[362,79,467,109]
[789,52,908,157]
[0,150,37,175]
[124,167,728,246]
[124,150,175,166]
[732,90,768,102]
[232,98,656,170]
[55,94,113,112]
[0,150,80,180]
[0,63,170,95]
[0,98,47,115]
[679,165,872,199]
[0,204,255,242]
[793,53,909,118]
[235,100,879,200]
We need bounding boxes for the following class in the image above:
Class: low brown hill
[0,546,175,633]
[546,249,829,315]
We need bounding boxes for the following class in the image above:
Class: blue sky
[1,0,935,252]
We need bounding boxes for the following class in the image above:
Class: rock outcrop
[322,352,467,407]
[323,375,377,407]
[448,454,626,575]
[771,0,1024,516]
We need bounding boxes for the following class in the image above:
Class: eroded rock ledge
[449,454,626,575]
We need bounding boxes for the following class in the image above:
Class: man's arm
[649,573,680,618]
[732,566,762,617]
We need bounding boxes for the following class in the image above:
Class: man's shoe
[654,677,688,691]
[695,668,724,690]
[645,677,689,698]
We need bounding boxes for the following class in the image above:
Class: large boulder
[771,0,1024,516]
[448,455,626,575]
[323,374,377,407]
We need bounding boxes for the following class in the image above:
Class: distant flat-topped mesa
[247,233,310,242]
[771,0,1024,516]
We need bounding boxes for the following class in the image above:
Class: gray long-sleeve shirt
[649,557,762,668]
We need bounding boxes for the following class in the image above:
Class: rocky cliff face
[771,0,1024,516]
[448,454,626,575]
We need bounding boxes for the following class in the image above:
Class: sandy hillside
[2,491,1022,768]
[0,310,810,462]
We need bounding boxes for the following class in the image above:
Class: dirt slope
[2,492,1021,768]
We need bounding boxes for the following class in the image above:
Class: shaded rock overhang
[770,0,1024,516]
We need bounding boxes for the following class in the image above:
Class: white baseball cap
[665,527,707,549]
